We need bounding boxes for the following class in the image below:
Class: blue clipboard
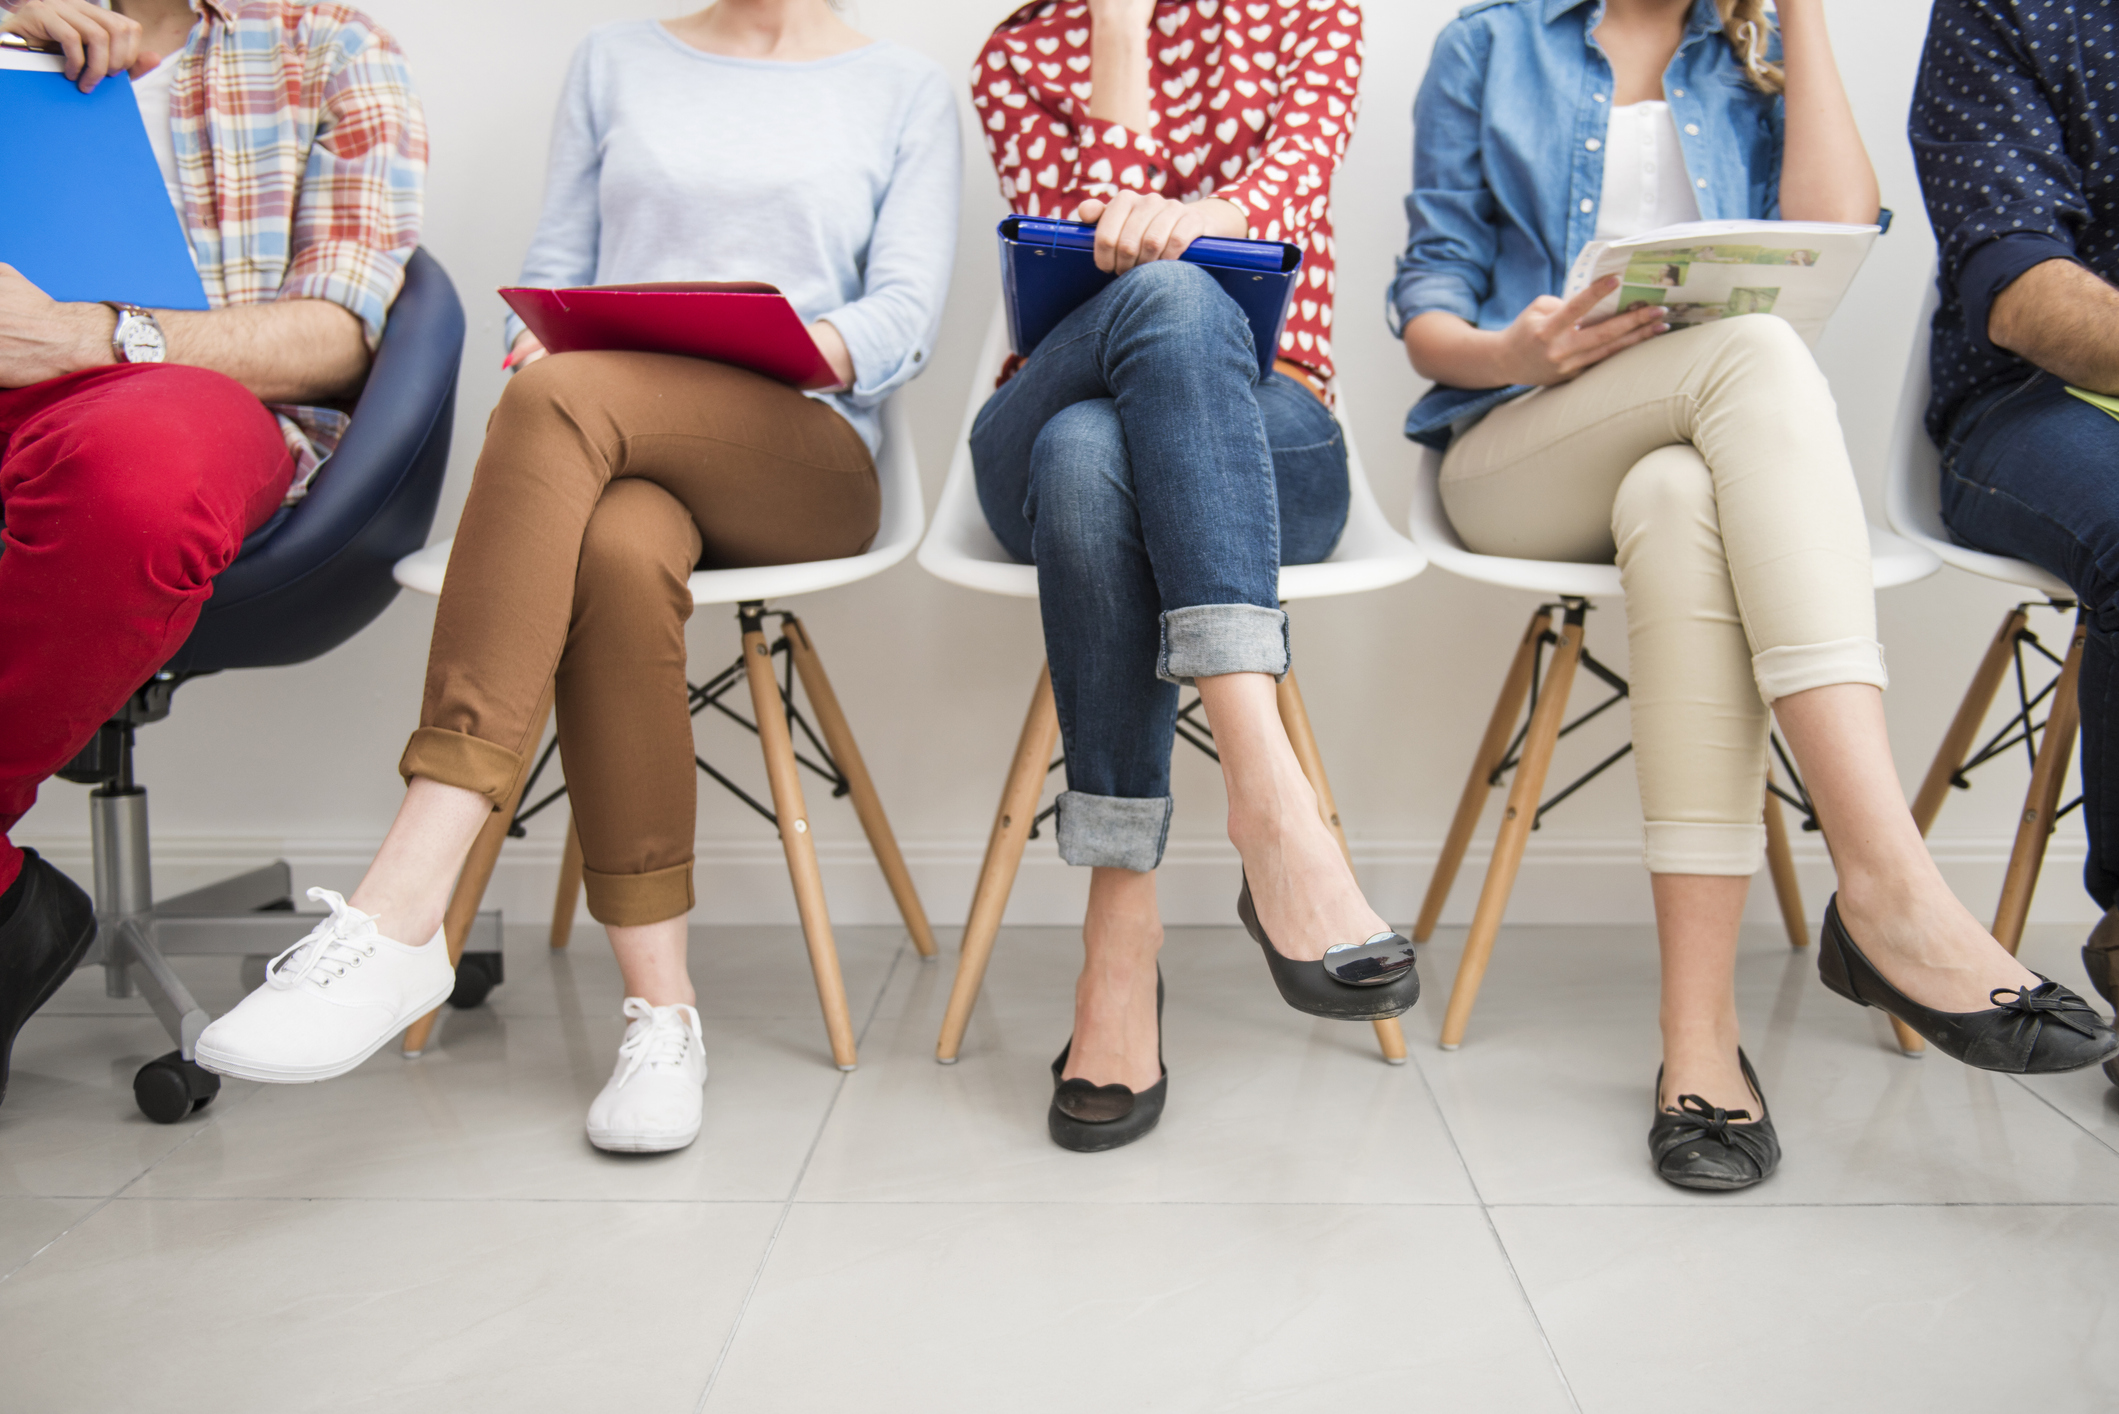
[999,217,1301,378]
[0,46,209,310]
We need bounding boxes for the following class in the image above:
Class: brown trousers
[401,351,879,925]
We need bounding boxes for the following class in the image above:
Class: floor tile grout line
[2006,1071,2119,1158]
[692,939,911,1413]
[1400,1022,1583,1413]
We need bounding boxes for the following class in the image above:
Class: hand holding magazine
[1563,220,1881,345]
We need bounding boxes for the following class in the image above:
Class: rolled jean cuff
[1643,822,1767,876]
[582,861,695,928]
[1156,603,1290,686]
[1054,791,1173,872]
[399,727,522,810]
[1751,637,1888,704]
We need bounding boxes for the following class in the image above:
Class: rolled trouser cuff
[1054,791,1173,872]
[399,727,522,810]
[1157,603,1290,686]
[1643,821,1766,876]
[1751,637,1888,704]
[582,860,695,928]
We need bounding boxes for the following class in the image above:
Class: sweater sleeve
[505,37,603,349]
[1213,5,1362,246]
[815,64,963,405]
[971,23,1168,218]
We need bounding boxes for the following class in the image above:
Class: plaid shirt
[4,0,426,498]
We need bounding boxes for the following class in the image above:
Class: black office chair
[53,248,482,1123]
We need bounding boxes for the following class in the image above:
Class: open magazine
[1563,220,1882,345]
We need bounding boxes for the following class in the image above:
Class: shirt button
[1673,88,1686,97]
[1685,123,1700,135]
[1593,92,1607,102]
[1696,177,1708,188]
[1586,138,1601,150]
[1580,198,1595,212]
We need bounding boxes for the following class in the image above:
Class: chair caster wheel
[447,951,504,1010]
[134,1050,221,1124]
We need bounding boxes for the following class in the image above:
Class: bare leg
[344,777,491,945]
[1196,671,1387,961]
[608,915,695,1008]
[1775,683,2039,1009]
[1653,873,1759,1116]
[1062,867,1164,1091]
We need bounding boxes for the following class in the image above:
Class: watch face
[119,316,166,364]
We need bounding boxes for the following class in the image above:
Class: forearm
[1773,0,1879,223]
[1087,2,1153,132]
[1404,312,1514,388]
[161,300,370,403]
[1988,258,2119,395]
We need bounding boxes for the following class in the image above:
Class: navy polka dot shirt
[1911,0,2119,440]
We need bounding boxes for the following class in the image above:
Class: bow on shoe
[264,888,380,991]
[1990,979,2106,1040]
[1670,1093,1752,1145]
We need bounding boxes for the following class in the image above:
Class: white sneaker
[195,888,455,1084]
[586,998,707,1153]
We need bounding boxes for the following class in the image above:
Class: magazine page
[1562,220,1881,344]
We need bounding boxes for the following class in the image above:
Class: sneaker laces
[613,997,703,1089]
[265,888,381,991]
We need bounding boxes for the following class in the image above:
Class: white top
[1593,101,1701,242]
[130,49,183,219]
[514,22,962,454]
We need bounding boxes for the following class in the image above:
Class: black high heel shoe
[1649,1049,1780,1191]
[1236,874,1419,1021]
[1818,894,2118,1074]
[1049,969,1166,1153]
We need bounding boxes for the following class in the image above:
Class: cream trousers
[1439,316,1884,876]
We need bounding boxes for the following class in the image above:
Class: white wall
[20,0,2093,930]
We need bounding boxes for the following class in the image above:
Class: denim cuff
[1156,604,1290,686]
[1054,791,1173,872]
[1752,637,1888,704]
[1643,822,1766,877]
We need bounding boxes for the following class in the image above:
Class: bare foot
[1227,766,1388,963]
[1659,1031,1761,1121]
[1062,881,1164,1093]
[1834,875,2040,1014]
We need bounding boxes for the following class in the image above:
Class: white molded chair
[390,398,936,1070]
[1885,286,2085,958]
[1406,391,1941,1052]
[920,313,1429,1065]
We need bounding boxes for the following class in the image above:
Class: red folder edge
[499,283,841,391]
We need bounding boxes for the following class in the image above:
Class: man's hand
[0,264,111,389]
[1,0,149,92]
[1075,193,1250,274]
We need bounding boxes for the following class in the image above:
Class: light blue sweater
[512,22,962,453]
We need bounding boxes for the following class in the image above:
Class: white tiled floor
[3,916,2115,1413]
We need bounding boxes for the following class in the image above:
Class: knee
[491,351,600,433]
[1611,444,1716,547]
[1026,401,1131,546]
[1109,259,1247,340]
[1701,313,1824,388]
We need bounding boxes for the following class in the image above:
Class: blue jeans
[971,261,1349,872]
[1941,369,2119,908]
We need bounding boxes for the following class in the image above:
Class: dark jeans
[1941,369,2119,908]
[970,261,1349,872]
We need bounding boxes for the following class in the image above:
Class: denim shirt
[1390,0,1785,447]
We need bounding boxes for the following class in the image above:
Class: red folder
[498,282,841,390]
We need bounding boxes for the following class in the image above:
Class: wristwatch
[102,302,167,365]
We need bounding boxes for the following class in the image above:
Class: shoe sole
[193,980,457,1084]
[587,1122,703,1154]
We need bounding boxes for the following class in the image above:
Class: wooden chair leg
[1913,606,2029,837]
[936,664,1059,1063]
[1417,608,1552,942]
[404,682,554,1056]
[1276,669,1405,1065]
[549,811,583,950]
[782,615,938,959]
[1992,613,2087,956]
[1438,608,1586,1050]
[742,608,858,1070]
[1762,789,1807,950]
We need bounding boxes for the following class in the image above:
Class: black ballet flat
[1049,969,1166,1153]
[1818,894,2118,1074]
[1649,1050,1781,1191]
[1236,873,1419,1021]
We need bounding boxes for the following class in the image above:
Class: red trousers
[0,365,293,895]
